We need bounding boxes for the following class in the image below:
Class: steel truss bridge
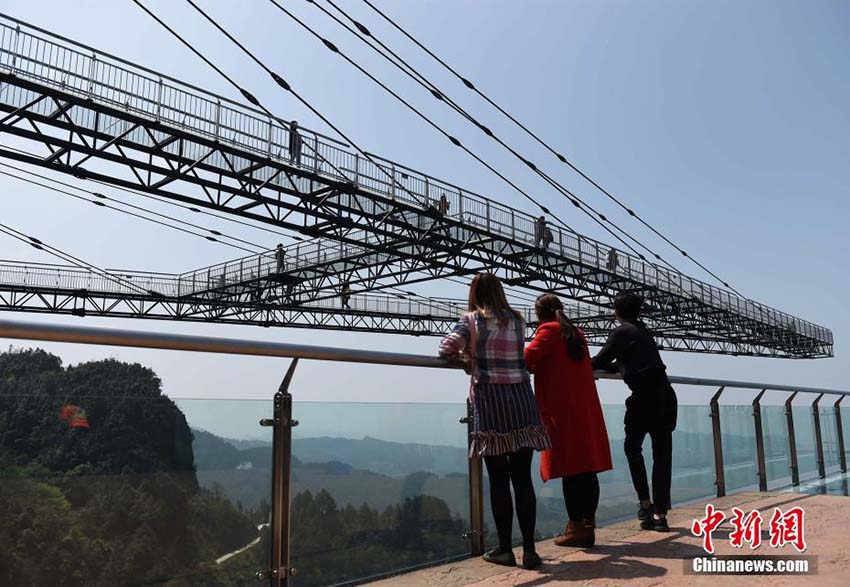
[0,15,834,358]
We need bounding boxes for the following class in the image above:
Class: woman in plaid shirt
[439,272,550,569]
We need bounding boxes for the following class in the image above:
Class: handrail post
[752,389,768,491]
[813,393,826,479]
[709,386,725,497]
[461,399,484,556]
[785,392,800,486]
[835,396,847,474]
[258,359,299,586]
[354,153,359,187]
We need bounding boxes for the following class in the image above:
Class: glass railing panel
[792,406,818,480]
[843,405,850,455]
[531,404,717,542]
[719,404,758,492]
[289,400,470,587]
[671,404,717,503]
[819,405,841,472]
[0,361,271,587]
[762,405,792,487]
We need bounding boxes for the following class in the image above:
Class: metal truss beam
[0,261,829,358]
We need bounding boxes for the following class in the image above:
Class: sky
[0,0,847,413]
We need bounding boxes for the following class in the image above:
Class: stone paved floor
[369,489,850,587]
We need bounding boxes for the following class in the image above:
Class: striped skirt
[470,381,551,457]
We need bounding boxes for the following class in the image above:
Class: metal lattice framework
[0,15,834,358]
[0,260,768,353]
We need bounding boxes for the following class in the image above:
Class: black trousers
[562,472,600,523]
[623,388,677,515]
[484,448,536,551]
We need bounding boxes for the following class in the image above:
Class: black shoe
[522,550,542,570]
[640,515,670,532]
[637,503,652,521]
[483,547,516,567]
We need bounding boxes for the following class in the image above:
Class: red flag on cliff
[59,404,90,430]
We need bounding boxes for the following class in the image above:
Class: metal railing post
[752,389,768,491]
[258,359,299,586]
[836,396,847,474]
[709,386,726,497]
[813,393,826,479]
[87,52,97,96]
[461,399,484,556]
[354,153,359,187]
[785,392,800,486]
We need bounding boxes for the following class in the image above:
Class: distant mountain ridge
[191,429,469,476]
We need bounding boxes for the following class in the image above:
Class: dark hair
[468,273,522,323]
[614,292,643,321]
[534,293,586,362]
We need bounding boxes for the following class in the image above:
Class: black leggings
[562,472,600,523]
[484,448,536,551]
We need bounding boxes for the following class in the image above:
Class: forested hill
[0,348,195,479]
[0,348,260,587]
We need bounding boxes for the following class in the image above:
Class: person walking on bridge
[534,215,547,247]
[592,292,678,532]
[288,120,303,166]
[524,293,612,548]
[439,272,550,570]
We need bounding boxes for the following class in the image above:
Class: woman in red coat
[524,293,613,547]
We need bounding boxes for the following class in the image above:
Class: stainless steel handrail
[0,319,845,396]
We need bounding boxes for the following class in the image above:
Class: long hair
[534,293,587,362]
[468,273,522,324]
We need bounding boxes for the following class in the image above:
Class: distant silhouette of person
[592,292,678,533]
[439,272,549,570]
[607,248,619,272]
[288,120,303,166]
[341,282,352,309]
[438,193,450,215]
[275,244,286,273]
[534,216,547,247]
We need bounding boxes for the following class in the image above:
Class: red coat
[524,321,613,482]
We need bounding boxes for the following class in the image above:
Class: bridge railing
[0,14,831,347]
[0,318,846,587]
[0,260,621,329]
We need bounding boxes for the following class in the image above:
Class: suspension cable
[310,0,676,270]
[358,0,742,294]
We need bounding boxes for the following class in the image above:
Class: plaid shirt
[439,312,530,386]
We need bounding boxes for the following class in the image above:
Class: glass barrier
[2,342,846,587]
[0,362,271,587]
[843,406,850,457]
[762,405,792,487]
[502,404,719,545]
[792,406,818,480]
[819,406,841,472]
[289,399,470,587]
[719,405,758,492]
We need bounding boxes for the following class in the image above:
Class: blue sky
[0,0,847,409]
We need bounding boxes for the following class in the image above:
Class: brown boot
[554,520,592,547]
